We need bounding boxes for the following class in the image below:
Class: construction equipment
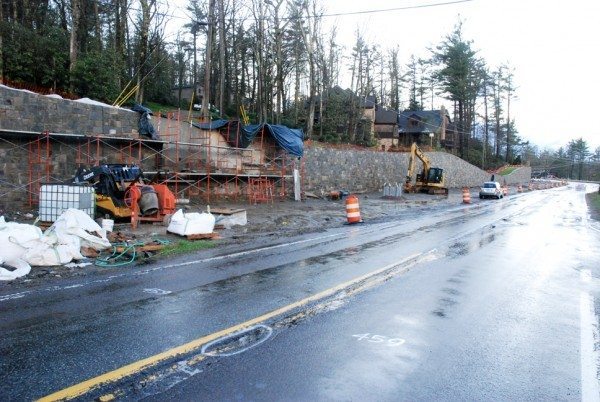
[404,142,448,195]
[72,164,176,227]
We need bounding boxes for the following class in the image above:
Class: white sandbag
[167,209,215,236]
[45,208,110,251]
[0,217,42,280]
[0,209,111,278]
[0,258,31,281]
[23,242,83,266]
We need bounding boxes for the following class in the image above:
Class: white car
[479,181,503,199]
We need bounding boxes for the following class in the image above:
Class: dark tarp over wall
[132,104,159,140]
[192,120,304,157]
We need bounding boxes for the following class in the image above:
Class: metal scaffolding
[0,113,299,210]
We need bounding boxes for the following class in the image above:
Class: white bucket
[101,219,114,232]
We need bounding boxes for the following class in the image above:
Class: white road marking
[0,292,29,302]
[143,288,172,295]
[580,269,600,402]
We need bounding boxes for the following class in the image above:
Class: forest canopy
[1,1,598,178]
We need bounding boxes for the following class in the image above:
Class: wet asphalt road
[1,184,599,401]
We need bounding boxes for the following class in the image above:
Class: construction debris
[0,209,111,280]
[211,208,247,228]
[186,233,221,240]
[95,240,169,267]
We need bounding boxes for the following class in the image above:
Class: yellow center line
[38,252,422,401]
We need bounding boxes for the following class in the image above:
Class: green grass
[586,192,600,221]
[159,240,216,256]
[143,101,178,114]
[498,167,518,176]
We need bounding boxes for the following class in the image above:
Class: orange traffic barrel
[462,187,471,204]
[517,184,523,193]
[502,186,508,196]
[345,195,362,224]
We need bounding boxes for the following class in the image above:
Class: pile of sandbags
[0,209,111,280]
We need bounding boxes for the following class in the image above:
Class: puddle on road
[201,325,273,357]
[441,287,461,296]
[444,228,500,260]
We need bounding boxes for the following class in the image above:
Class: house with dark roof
[397,108,456,149]
[374,108,399,150]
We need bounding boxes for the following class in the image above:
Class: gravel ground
[1,189,466,287]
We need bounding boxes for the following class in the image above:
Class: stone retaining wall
[0,85,138,136]
[303,146,531,193]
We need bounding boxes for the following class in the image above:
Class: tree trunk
[135,0,152,104]
[0,0,3,83]
[201,0,215,121]
[93,0,102,50]
[69,0,83,92]
[217,0,225,117]
[114,0,128,88]
[505,81,512,163]
[483,75,489,169]
[458,100,464,158]
[293,40,300,125]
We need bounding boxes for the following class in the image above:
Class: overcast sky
[321,0,600,151]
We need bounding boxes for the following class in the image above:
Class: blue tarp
[192,120,304,157]
[132,104,159,140]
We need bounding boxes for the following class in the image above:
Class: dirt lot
[1,189,465,287]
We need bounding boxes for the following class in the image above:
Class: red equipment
[124,183,176,229]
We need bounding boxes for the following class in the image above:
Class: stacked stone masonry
[0,85,138,136]
[303,147,531,193]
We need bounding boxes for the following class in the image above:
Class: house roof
[375,109,398,125]
[398,110,446,134]
[360,95,377,109]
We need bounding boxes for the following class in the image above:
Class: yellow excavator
[403,142,448,195]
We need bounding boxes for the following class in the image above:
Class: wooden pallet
[185,232,220,240]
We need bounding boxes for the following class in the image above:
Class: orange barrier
[345,195,362,224]
[517,184,522,193]
[462,187,471,204]
[502,186,508,197]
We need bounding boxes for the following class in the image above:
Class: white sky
[168,0,600,151]
[322,0,600,151]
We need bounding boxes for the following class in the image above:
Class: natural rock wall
[0,85,138,136]
[303,146,531,193]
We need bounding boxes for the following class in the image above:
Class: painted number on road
[352,333,405,346]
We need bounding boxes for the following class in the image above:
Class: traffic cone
[345,194,362,224]
[502,186,508,197]
[462,187,471,204]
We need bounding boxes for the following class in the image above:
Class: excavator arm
[405,142,432,190]
[403,142,447,194]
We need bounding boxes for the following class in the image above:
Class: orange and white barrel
[462,187,471,204]
[502,186,508,196]
[517,184,523,193]
[345,195,361,224]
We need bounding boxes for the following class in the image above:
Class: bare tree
[504,65,516,162]
[388,47,401,111]
[296,0,321,138]
[0,0,4,83]
[69,0,83,91]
